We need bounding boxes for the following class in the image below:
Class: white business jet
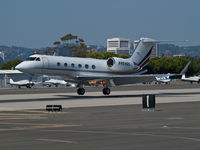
[15,38,173,95]
[43,79,71,87]
[9,78,34,88]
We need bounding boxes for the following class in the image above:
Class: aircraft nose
[15,63,22,70]
[15,62,27,71]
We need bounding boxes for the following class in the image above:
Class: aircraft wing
[74,73,176,86]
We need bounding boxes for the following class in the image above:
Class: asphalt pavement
[0,102,200,150]
[0,81,200,149]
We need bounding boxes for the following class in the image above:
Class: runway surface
[0,82,200,111]
[0,103,200,150]
[0,82,200,149]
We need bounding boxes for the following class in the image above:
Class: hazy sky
[1,0,200,48]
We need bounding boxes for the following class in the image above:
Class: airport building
[107,38,130,55]
[134,40,158,57]
[0,52,4,61]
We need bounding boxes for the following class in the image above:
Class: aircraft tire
[77,88,85,95]
[103,88,111,95]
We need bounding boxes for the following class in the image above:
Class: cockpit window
[26,57,36,61]
[36,57,40,61]
[26,57,41,61]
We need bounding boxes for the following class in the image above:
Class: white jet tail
[129,38,158,71]
[129,38,186,71]
[181,74,186,80]
[9,78,14,84]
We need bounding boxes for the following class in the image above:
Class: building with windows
[133,40,158,58]
[107,38,130,55]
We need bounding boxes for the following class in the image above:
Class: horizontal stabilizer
[141,38,188,43]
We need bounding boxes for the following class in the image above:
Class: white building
[0,52,4,61]
[107,38,130,55]
[134,40,158,57]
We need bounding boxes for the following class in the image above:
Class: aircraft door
[42,57,49,68]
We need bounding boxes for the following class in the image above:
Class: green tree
[146,57,200,76]
[60,33,77,44]
[1,59,22,70]
[53,41,61,45]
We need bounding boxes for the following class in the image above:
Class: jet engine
[107,57,136,72]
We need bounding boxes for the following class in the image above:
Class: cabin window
[85,64,89,69]
[92,65,96,69]
[64,63,68,67]
[57,62,61,66]
[71,63,75,68]
[78,64,82,68]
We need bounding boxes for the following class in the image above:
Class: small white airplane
[181,74,200,84]
[9,78,34,88]
[43,79,71,87]
[155,61,191,84]
[155,74,171,84]
[15,37,180,95]
[179,61,200,84]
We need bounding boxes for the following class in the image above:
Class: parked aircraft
[9,78,34,88]
[155,74,171,84]
[179,61,200,84]
[15,37,180,95]
[155,61,191,84]
[43,79,71,87]
[181,74,200,84]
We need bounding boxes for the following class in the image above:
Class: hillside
[0,46,36,63]
[1,43,200,67]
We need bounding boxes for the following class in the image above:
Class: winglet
[180,61,191,75]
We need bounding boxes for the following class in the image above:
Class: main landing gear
[77,88,85,95]
[102,87,111,95]
[76,87,111,95]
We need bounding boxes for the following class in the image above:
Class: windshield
[26,57,41,61]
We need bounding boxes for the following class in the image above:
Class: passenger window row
[57,62,96,69]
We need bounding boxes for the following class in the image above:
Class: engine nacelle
[107,57,136,72]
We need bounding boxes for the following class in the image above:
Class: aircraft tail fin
[9,78,14,84]
[181,74,186,80]
[129,38,158,71]
[129,38,187,71]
